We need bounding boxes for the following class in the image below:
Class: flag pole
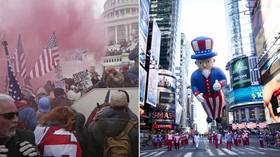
[1,41,10,94]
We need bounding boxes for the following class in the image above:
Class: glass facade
[149,0,180,71]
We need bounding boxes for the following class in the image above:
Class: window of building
[117,25,126,41]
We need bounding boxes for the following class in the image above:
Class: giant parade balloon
[190,36,227,123]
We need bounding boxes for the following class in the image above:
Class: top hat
[191,36,217,60]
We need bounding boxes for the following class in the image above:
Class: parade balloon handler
[190,36,227,127]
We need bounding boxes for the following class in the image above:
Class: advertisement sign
[139,66,147,106]
[263,73,280,124]
[230,85,263,106]
[158,74,176,91]
[230,57,251,89]
[146,21,161,107]
[139,0,150,66]
[159,92,175,104]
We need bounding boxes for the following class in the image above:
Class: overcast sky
[181,0,231,133]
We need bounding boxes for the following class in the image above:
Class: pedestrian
[259,130,265,148]
[218,132,222,145]
[225,131,232,150]
[194,132,200,149]
[0,94,39,157]
[174,133,181,150]
[213,132,218,148]
[233,131,238,146]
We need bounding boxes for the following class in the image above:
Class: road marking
[143,151,158,157]
[140,152,148,156]
[232,147,245,154]
[222,148,238,155]
[206,148,215,156]
[184,152,193,157]
[153,150,166,157]
[217,149,226,155]
[245,148,266,154]
[258,147,280,152]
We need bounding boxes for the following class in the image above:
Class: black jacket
[82,107,138,157]
[0,129,36,157]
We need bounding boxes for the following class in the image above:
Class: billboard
[139,0,150,66]
[158,73,176,92]
[146,21,161,107]
[139,66,147,106]
[230,57,251,89]
[263,72,280,124]
[230,85,263,106]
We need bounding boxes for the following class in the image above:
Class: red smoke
[0,0,106,92]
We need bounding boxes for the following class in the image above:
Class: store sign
[151,112,175,120]
[230,57,251,89]
[154,124,173,129]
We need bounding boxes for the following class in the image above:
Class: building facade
[251,0,280,129]
[225,0,265,129]
[102,0,139,70]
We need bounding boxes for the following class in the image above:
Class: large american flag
[29,32,59,79]
[13,34,27,78]
[7,61,23,101]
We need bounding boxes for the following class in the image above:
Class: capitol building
[102,0,139,70]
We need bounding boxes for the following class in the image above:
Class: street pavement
[140,138,280,157]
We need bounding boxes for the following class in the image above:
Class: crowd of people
[0,84,138,156]
[146,127,280,152]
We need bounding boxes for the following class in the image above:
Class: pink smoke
[0,0,106,92]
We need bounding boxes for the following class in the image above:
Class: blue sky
[181,0,231,133]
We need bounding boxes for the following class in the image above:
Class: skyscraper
[149,0,180,72]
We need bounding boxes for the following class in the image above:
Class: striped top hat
[191,36,217,60]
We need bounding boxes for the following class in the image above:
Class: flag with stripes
[7,61,23,101]
[13,34,27,78]
[29,32,59,79]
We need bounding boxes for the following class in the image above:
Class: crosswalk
[140,145,280,157]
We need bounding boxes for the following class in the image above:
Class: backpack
[103,119,137,157]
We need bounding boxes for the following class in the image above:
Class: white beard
[202,69,211,78]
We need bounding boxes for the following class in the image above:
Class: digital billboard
[230,57,251,89]
[230,85,263,106]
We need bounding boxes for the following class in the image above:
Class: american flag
[29,32,59,79]
[7,61,23,101]
[13,34,27,78]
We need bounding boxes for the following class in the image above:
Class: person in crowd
[34,106,82,157]
[166,131,174,151]
[105,67,125,88]
[225,131,232,150]
[194,132,200,149]
[174,133,181,150]
[50,88,72,108]
[233,131,238,146]
[213,131,218,148]
[83,90,138,157]
[36,96,51,121]
[0,94,39,157]
[218,132,223,145]
[66,85,81,102]
[259,129,265,147]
